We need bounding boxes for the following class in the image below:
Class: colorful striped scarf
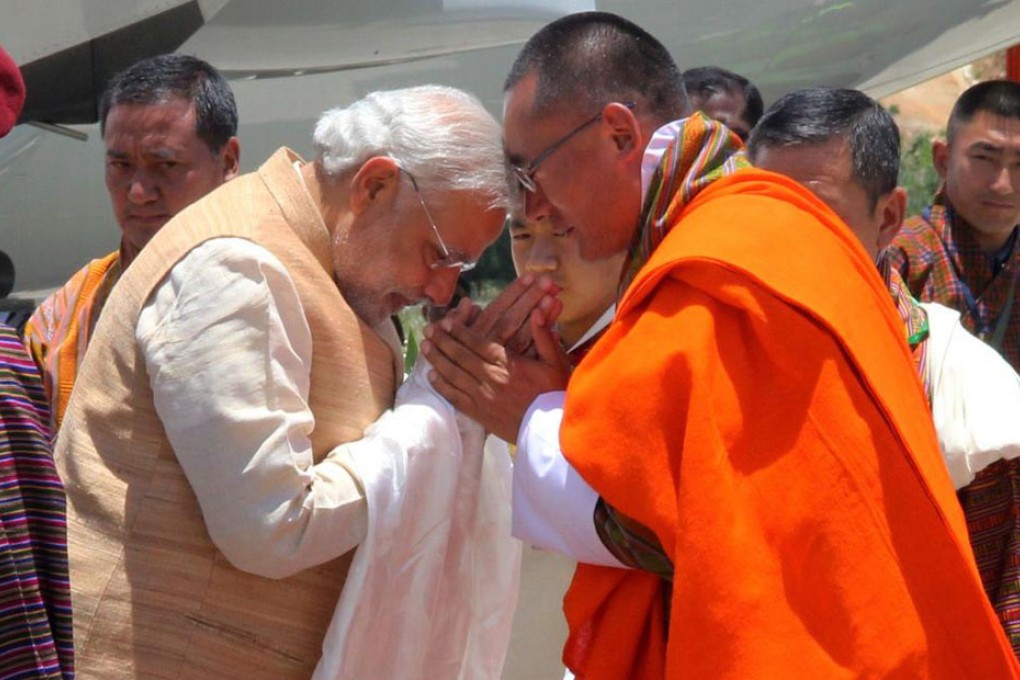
[593,114,746,578]
[879,252,931,400]
[620,112,749,297]
[0,325,72,679]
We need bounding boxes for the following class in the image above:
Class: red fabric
[1008,45,1020,84]
[560,169,1019,679]
[0,44,23,137]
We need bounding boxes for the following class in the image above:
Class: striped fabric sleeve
[0,326,73,678]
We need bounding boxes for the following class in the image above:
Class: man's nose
[127,171,159,204]
[990,164,1017,195]
[524,241,558,274]
[424,266,462,307]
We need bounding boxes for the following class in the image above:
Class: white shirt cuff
[511,392,627,568]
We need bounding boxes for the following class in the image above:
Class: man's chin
[385,293,421,317]
[122,217,170,235]
[352,295,414,327]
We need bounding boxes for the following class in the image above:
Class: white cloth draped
[314,360,522,680]
[924,302,1020,488]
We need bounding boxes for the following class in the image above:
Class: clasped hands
[421,273,570,442]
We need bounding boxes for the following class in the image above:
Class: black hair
[947,79,1020,145]
[504,11,687,124]
[99,54,238,153]
[747,87,899,210]
[682,65,764,129]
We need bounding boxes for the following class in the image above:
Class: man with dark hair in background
[889,79,1020,372]
[682,65,763,140]
[423,11,1019,679]
[748,86,1020,657]
[23,54,240,429]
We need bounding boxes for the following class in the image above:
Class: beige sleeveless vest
[55,148,400,680]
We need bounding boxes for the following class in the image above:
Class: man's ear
[220,137,240,180]
[602,102,643,160]
[932,138,949,181]
[349,156,401,215]
[876,186,907,251]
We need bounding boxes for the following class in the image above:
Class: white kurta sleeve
[512,391,627,568]
[137,238,367,579]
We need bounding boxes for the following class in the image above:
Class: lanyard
[989,273,1017,351]
[932,207,1018,345]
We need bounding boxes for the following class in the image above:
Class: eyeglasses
[511,101,636,193]
[397,165,477,273]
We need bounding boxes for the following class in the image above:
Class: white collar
[568,304,616,354]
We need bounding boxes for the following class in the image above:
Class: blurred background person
[682,65,764,140]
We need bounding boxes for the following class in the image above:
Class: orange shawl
[560,169,1018,679]
[24,250,120,429]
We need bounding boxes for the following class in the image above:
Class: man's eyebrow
[147,148,181,160]
[105,147,181,160]
[969,141,1004,154]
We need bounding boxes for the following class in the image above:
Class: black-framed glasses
[511,101,636,193]
[397,165,477,273]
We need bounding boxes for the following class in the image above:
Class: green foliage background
[397,227,516,371]
[898,128,943,216]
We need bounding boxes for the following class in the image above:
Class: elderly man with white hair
[55,85,511,680]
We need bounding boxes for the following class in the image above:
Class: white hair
[312,85,508,209]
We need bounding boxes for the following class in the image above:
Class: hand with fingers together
[463,273,564,351]
[422,276,570,442]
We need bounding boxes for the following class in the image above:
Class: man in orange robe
[559,165,1019,677]
[424,11,1020,679]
